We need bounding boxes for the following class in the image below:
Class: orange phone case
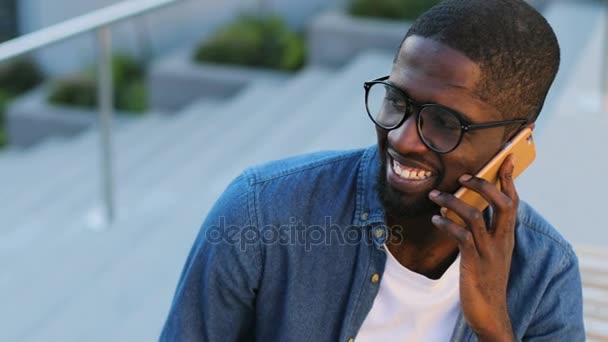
[440,128,536,226]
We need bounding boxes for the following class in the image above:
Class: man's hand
[428,154,518,342]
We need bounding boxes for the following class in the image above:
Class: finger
[458,173,515,230]
[496,154,520,236]
[498,154,519,203]
[431,215,478,258]
[429,190,488,246]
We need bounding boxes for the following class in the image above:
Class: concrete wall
[16,0,336,76]
[0,0,18,42]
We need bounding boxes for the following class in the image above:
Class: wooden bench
[575,245,608,341]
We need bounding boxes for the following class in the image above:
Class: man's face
[376,36,507,219]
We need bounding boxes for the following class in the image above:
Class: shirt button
[348,338,354,342]
[371,273,380,284]
[374,228,384,238]
[360,212,369,221]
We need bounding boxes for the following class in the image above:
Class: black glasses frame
[364,76,529,153]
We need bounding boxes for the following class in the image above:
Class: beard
[375,156,441,220]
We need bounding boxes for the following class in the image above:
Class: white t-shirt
[356,246,461,342]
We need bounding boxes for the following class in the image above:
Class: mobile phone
[440,127,536,226]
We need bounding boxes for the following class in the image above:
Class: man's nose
[387,114,428,153]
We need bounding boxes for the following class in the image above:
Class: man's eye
[385,97,406,111]
[431,115,459,130]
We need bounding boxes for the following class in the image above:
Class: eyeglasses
[364,76,528,153]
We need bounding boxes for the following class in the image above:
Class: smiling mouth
[392,159,433,180]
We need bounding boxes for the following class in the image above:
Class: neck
[385,212,459,280]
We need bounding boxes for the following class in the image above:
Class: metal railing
[0,0,183,225]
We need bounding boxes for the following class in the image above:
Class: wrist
[474,310,515,342]
[476,330,515,342]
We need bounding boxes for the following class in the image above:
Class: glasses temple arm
[465,119,528,131]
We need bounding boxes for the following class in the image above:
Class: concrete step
[81,66,335,234]
[0,136,70,182]
[0,113,178,244]
[229,51,391,162]
[0,114,160,219]
[127,53,390,224]
[0,148,18,163]
[31,65,329,248]
[0,117,127,192]
[1,86,284,231]
[0,75,291,251]
[0,87,266,254]
[19,199,205,342]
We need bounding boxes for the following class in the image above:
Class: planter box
[307,11,412,69]
[148,46,292,112]
[6,85,138,148]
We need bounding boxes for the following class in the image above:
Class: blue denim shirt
[161,146,584,341]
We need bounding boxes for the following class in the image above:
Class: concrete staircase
[0,1,606,340]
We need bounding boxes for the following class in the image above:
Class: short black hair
[397,0,560,123]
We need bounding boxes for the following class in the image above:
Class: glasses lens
[366,83,407,129]
[419,106,462,152]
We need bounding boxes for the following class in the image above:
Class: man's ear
[527,122,536,131]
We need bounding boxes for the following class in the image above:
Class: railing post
[603,0,608,112]
[96,26,115,225]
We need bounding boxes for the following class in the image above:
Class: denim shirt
[161,146,585,341]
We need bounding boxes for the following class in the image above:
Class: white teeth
[393,160,402,174]
[392,160,432,180]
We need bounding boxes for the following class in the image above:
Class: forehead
[390,36,501,122]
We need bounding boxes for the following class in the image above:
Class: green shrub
[348,0,441,20]
[0,90,10,147]
[48,54,148,114]
[118,79,147,114]
[0,58,44,148]
[111,54,143,89]
[194,16,306,71]
[48,75,97,108]
[0,58,44,96]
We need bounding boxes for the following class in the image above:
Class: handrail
[0,0,181,62]
[0,0,183,226]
